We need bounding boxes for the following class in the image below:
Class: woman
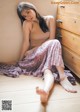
[0,2,77,103]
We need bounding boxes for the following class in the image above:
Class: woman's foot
[36,87,49,103]
[60,77,77,93]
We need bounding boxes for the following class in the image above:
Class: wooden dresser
[57,4,80,78]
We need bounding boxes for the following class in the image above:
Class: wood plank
[0,83,79,105]
[0,76,43,92]
[0,96,80,112]
[57,14,80,35]
[58,4,80,18]
[0,75,80,112]
[62,46,80,78]
[12,98,80,112]
[47,98,80,112]
[60,29,80,56]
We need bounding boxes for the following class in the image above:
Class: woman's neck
[33,18,39,23]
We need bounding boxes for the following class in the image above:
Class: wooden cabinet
[57,4,80,78]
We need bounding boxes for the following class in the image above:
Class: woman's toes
[36,87,49,103]
[64,86,77,93]
[36,87,44,94]
[60,77,77,93]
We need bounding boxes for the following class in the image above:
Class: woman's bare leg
[36,69,54,103]
[56,66,77,93]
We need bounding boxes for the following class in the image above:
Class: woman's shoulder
[43,15,55,26]
[43,15,54,20]
[23,20,33,31]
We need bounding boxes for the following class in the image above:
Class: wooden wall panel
[62,47,80,78]
[60,29,80,56]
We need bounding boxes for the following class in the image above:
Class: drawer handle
[60,5,65,8]
[56,19,63,23]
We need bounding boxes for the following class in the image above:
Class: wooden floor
[0,74,80,112]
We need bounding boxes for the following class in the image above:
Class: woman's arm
[46,15,56,39]
[19,21,32,61]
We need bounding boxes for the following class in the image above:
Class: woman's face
[21,9,37,22]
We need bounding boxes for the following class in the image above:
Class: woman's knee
[42,39,61,50]
[49,39,61,46]
[52,39,60,44]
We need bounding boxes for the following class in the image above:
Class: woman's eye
[27,12,29,14]
[27,11,30,14]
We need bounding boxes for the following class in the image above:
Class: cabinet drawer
[61,29,80,56]
[62,46,80,78]
[58,4,80,17]
[57,15,80,35]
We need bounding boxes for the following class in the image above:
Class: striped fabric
[0,39,76,84]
